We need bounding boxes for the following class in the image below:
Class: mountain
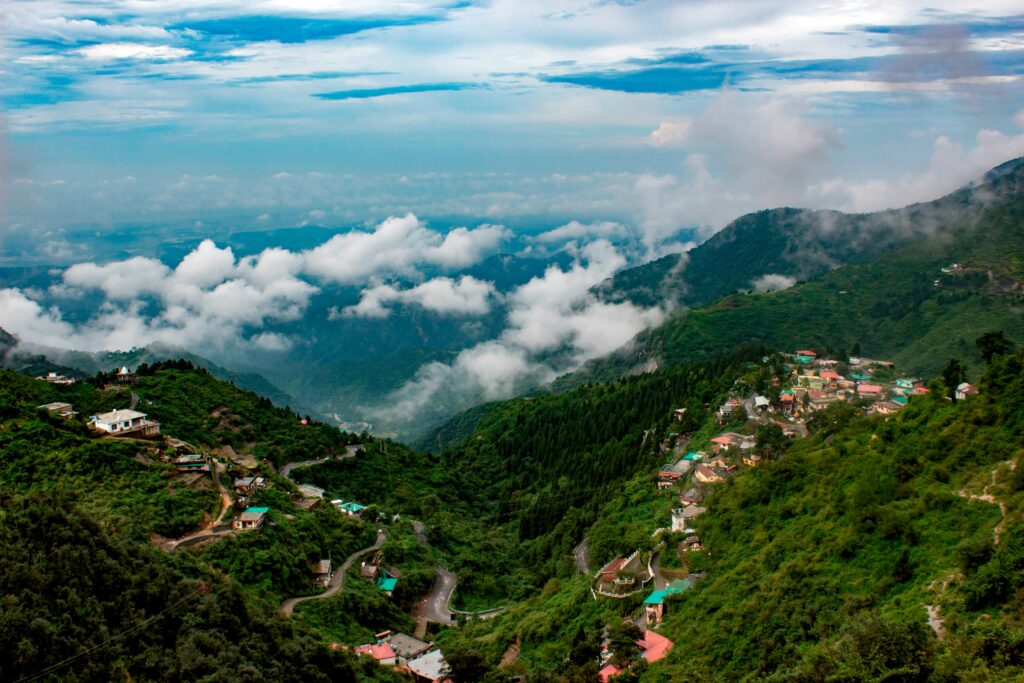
[564,158,1024,389]
[598,159,1022,310]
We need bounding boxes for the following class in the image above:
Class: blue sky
[2,0,1024,257]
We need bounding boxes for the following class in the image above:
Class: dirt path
[279,531,386,615]
[958,460,1014,545]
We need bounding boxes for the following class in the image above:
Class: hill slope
[597,158,1023,310]
[565,159,1024,388]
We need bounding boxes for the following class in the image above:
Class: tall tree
[976,331,1012,363]
[942,358,966,403]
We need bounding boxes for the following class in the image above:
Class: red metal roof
[637,630,674,663]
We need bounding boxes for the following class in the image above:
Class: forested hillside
[567,160,1024,389]
[597,158,1022,310]
[295,349,761,609]
[435,347,1024,682]
[0,367,401,682]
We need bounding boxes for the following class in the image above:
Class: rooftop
[94,409,147,423]
[388,633,432,659]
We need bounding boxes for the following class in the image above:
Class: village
[587,348,965,681]
[35,365,457,682]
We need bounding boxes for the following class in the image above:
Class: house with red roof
[355,641,397,666]
[857,383,884,397]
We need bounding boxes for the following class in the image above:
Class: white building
[90,409,160,436]
[671,508,687,532]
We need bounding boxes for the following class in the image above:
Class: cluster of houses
[343,631,451,683]
[776,351,933,418]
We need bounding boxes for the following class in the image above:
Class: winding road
[280,531,386,615]
[574,537,591,574]
[411,520,457,625]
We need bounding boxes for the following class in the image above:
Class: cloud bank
[371,239,666,429]
[0,215,514,353]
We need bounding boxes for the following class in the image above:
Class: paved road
[409,520,457,624]
[279,531,386,615]
[280,449,357,482]
[129,392,141,410]
[574,537,591,574]
[423,567,458,624]
[163,523,235,551]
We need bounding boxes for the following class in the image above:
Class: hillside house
[233,476,265,496]
[743,452,765,467]
[37,371,75,385]
[38,402,77,419]
[333,500,366,517]
[643,587,682,625]
[857,383,884,398]
[174,453,209,472]
[90,409,160,438]
[354,640,397,667]
[683,535,703,551]
[716,398,743,424]
[807,390,836,412]
[297,483,325,500]
[116,366,137,384]
[595,551,651,597]
[680,487,703,505]
[681,505,706,530]
[313,559,332,588]
[387,633,434,664]
[671,508,687,532]
[377,571,399,597]
[658,459,690,488]
[709,435,733,452]
[406,649,450,683]
[753,395,770,412]
[695,464,725,484]
[871,401,903,416]
[956,383,978,401]
[234,506,269,531]
[673,407,687,421]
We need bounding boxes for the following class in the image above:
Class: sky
[1,0,1023,252]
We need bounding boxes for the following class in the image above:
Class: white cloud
[534,220,628,244]
[0,242,318,353]
[303,213,508,283]
[341,275,497,318]
[425,224,511,268]
[750,273,797,293]
[372,239,666,429]
[817,111,1024,212]
[78,43,192,61]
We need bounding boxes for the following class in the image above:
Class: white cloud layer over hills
[0,216,667,422]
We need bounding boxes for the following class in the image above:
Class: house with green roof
[376,573,398,596]
[334,501,366,517]
[234,506,269,531]
[643,579,693,625]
